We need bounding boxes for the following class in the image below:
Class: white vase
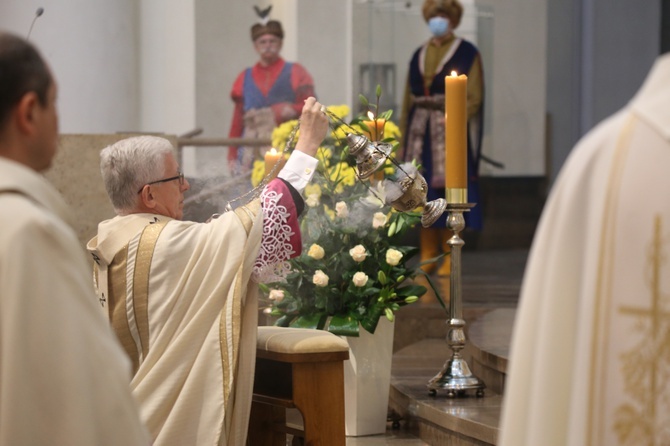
[343,318,395,436]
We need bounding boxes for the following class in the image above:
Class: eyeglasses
[137,172,185,194]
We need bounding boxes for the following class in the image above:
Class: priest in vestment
[499,53,670,445]
[87,98,328,446]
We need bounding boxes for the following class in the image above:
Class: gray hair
[100,135,176,213]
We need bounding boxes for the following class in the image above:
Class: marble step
[389,307,515,446]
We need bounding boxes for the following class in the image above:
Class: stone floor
[287,248,528,445]
[344,431,430,445]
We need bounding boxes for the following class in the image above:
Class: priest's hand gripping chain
[221,121,301,213]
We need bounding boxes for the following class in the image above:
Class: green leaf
[274,315,295,327]
[314,293,328,310]
[359,94,369,107]
[414,270,448,314]
[417,252,446,269]
[360,305,384,334]
[327,315,360,337]
[290,314,327,330]
[364,286,381,296]
[396,284,427,298]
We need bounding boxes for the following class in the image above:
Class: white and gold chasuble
[88,151,315,445]
[88,202,263,446]
[499,54,670,445]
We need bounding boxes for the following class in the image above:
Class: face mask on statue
[428,16,450,37]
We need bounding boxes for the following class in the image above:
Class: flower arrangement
[254,91,443,336]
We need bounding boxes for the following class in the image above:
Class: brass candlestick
[427,202,485,398]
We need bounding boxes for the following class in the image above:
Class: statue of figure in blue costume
[228,5,316,173]
[400,0,485,276]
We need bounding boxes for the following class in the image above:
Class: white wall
[0,1,139,134]
[0,0,199,137]
[296,0,352,113]
[140,0,196,135]
[476,0,548,176]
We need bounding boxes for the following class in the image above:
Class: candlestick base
[427,202,485,398]
[427,353,486,398]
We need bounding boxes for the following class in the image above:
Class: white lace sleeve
[252,187,296,283]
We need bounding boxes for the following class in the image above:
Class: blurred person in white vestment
[499,52,670,445]
[0,31,149,445]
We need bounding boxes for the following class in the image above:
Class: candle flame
[367,111,375,120]
[450,70,458,77]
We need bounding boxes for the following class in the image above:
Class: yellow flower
[250,160,265,187]
[382,120,402,140]
[382,158,396,175]
[327,104,350,120]
[304,183,322,198]
[329,162,357,193]
[323,205,336,220]
[307,243,325,260]
[331,126,350,141]
[349,123,366,136]
[306,194,320,207]
[386,248,403,266]
[316,147,332,167]
[271,119,299,150]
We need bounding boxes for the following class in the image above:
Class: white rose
[268,289,285,303]
[306,193,320,207]
[335,201,349,218]
[385,248,403,266]
[307,243,325,260]
[372,212,388,229]
[352,272,369,287]
[349,245,367,263]
[313,270,329,287]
